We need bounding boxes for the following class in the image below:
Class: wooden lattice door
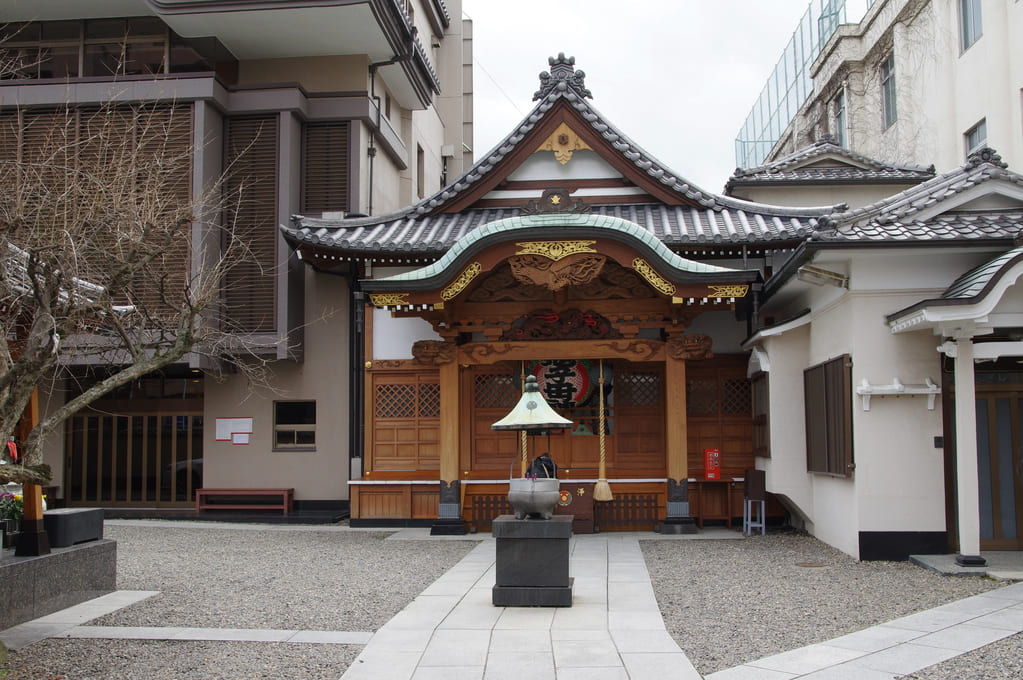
[686,355,754,477]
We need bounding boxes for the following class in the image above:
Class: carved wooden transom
[467,260,657,303]
[508,253,606,291]
[500,308,622,341]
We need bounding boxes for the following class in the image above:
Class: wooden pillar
[665,355,688,482]
[662,354,695,532]
[432,357,465,534]
[439,359,460,485]
[953,338,985,565]
[14,389,51,555]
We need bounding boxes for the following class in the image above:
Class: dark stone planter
[0,539,117,630]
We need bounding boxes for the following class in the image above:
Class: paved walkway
[3,531,1023,679]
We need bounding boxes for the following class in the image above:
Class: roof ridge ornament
[966,146,1007,169]
[520,188,592,215]
[533,53,592,101]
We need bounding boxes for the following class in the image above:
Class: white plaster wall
[758,326,814,526]
[203,269,351,500]
[804,289,860,558]
[505,150,621,182]
[372,310,442,359]
[731,184,917,210]
[847,292,946,534]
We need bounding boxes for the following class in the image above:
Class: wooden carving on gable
[501,309,621,341]
[666,334,714,361]
[508,253,607,291]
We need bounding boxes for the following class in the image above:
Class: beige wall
[204,269,352,501]
[237,55,369,93]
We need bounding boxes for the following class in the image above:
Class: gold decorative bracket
[515,241,597,261]
[441,262,482,300]
[632,259,675,296]
[708,284,750,299]
[367,292,410,307]
[534,122,593,164]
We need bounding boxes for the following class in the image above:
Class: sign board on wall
[215,417,253,445]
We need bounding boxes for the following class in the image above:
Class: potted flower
[1,490,23,547]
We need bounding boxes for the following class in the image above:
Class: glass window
[965,119,987,156]
[959,0,983,52]
[274,401,316,450]
[880,54,897,129]
[833,90,846,146]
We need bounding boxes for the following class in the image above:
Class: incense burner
[507,478,560,520]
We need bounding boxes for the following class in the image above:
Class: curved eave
[887,249,1023,334]
[360,213,760,294]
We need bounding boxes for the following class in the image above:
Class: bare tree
[0,87,267,484]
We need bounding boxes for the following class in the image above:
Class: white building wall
[758,326,814,528]
[773,0,1023,173]
[847,292,946,535]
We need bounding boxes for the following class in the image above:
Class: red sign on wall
[703,448,721,480]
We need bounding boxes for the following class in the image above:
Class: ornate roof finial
[965,147,1007,169]
[533,53,592,101]
[816,133,839,145]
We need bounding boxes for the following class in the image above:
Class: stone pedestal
[492,515,573,607]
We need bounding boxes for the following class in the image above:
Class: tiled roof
[289,203,824,257]
[371,213,742,287]
[943,245,1023,300]
[726,136,935,190]
[284,55,833,256]
[809,148,1023,243]
[884,245,1023,327]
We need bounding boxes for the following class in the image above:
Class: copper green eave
[361,212,760,293]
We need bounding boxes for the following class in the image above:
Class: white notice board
[215,417,253,444]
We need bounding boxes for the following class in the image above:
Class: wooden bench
[195,488,294,515]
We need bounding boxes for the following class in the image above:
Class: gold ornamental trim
[632,258,675,296]
[515,240,597,262]
[533,122,593,164]
[368,292,410,307]
[441,262,483,300]
[707,284,749,299]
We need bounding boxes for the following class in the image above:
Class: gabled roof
[886,245,1023,333]
[725,135,935,191]
[282,55,835,260]
[810,148,1023,244]
[763,148,1023,300]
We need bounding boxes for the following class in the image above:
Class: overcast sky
[461,0,818,194]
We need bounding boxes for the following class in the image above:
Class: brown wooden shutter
[804,355,853,476]
[224,115,278,333]
[302,121,350,214]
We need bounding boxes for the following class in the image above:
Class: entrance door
[975,389,1023,549]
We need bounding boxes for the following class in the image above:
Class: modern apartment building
[0,0,472,512]
[750,0,1022,174]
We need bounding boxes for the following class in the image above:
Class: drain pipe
[349,287,366,482]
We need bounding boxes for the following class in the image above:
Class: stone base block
[44,508,104,548]
[493,578,574,607]
[430,518,466,535]
[660,516,698,534]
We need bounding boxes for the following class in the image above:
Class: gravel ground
[642,532,1015,677]
[2,523,1020,680]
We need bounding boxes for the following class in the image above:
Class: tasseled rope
[594,359,613,501]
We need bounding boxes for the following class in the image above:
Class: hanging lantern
[492,375,574,431]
